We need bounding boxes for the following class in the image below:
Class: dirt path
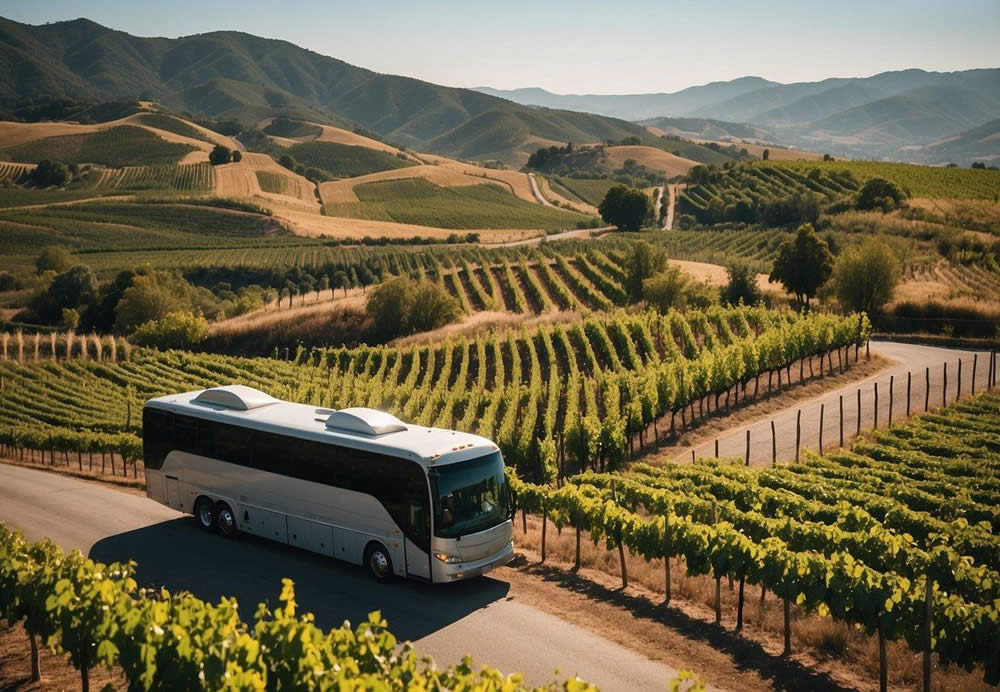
[664,183,678,230]
[671,341,995,466]
[527,173,555,207]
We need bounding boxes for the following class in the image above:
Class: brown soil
[500,517,992,692]
[0,619,127,691]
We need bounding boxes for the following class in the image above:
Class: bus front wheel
[216,502,238,539]
[365,543,393,582]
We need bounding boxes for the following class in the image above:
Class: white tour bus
[143,385,514,582]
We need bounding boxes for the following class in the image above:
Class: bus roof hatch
[325,407,407,436]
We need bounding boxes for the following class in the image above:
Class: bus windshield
[432,451,510,538]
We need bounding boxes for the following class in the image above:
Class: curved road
[0,463,688,691]
[528,173,556,208]
[676,341,995,465]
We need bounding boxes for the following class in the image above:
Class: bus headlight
[434,552,461,564]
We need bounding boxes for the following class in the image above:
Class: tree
[279,154,296,170]
[318,275,330,298]
[624,240,669,300]
[856,178,906,211]
[830,239,900,314]
[209,145,232,165]
[366,276,459,340]
[762,149,770,161]
[132,311,209,349]
[357,265,375,292]
[642,265,718,313]
[35,246,73,274]
[28,160,70,188]
[28,265,99,324]
[769,223,834,308]
[332,270,350,297]
[231,150,243,163]
[113,272,200,332]
[722,262,762,306]
[599,185,650,231]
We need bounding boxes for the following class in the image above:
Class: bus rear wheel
[194,497,216,532]
[216,502,238,539]
[365,543,393,582]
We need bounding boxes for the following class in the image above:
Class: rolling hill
[0,16,661,164]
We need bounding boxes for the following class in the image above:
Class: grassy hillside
[134,113,214,143]
[0,201,284,255]
[324,178,592,230]
[763,160,1000,199]
[3,125,194,167]
[553,177,618,206]
[285,141,415,178]
[0,17,659,164]
[262,117,322,139]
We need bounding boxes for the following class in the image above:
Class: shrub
[624,240,669,301]
[35,246,73,274]
[28,160,70,188]
[231,150,243,163]
[722,262,762,306]
[599,185,650,231]
[132,311,209,349]
[856,177,906,212]
[209,145,232,165]
[830,239,900,314]
[642,265,718,313]
[366,276,460,340]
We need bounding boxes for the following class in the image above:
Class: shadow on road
[90,518,509,641]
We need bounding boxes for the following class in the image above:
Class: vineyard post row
[689,351,999,466]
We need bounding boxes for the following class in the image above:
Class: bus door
[405,500,431,579]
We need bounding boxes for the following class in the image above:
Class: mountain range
[1,16,997,166]
[0,16,669,164]
[478,70,1000,164]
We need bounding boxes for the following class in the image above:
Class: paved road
[662,184,677,231]
[0,463,687,691]
[677,341,995,465]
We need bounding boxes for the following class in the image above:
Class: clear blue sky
[4,0,999,94]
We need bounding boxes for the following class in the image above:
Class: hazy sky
[5,0,999,94]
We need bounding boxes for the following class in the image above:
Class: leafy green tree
[599,185,650,231]
[762,149,770,161]
[830,239,901,314]
[28,160,70,188]
[209,145,232,165]
[29,265,99,324]
[132,311,209,350]
[624,240,669,300]
[231,150,243,163]
[769,223,834,308]
[366,276,459,340]
[856,178,906,211]
[722,262,762,306]
[35,246,73,274]
[332,270,350,297]
[113,272,201,332]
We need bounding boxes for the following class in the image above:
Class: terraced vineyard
[677,163,859,224]
[91,163,214,192]
[765,160,1000,200]
[0,306,868,481]
[511,390,1000,687]
[0,162,31,184]
[256,170,294,195]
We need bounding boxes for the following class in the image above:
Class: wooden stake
[839,394,844,447]
[923,574,933,692]
[972,354,977,395]
[736,574,745,632]
[783,594,791,655]
[957,358,962,402]
[888,375,894,426]
[663,517,671,604]
[715,438,719,457]
[819,403,825,454]
[925,367,930,412]
[744,429,750,466]
[879,627,887,692]
[712,503,720,624]
[541,503,547,563]
[943,362,948,407]
[771,420,777,466]
[857,388,862,435]
[874,381,879,429]
[907,371,911,417]
[795,410,801,463]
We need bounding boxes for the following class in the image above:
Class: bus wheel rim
[219,508,233,531]
[198,503,213,527]
[371,550,389,577]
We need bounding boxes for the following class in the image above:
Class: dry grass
[242,152,320,209]
[535,175,599,215]
[210,287,368,335]
[693,139,824,161]
[392,310,584,347]
[510,516,993,692]
[667,258,781,295]
[605,145,700,177]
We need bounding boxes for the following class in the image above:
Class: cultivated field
[605,145,700,177]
